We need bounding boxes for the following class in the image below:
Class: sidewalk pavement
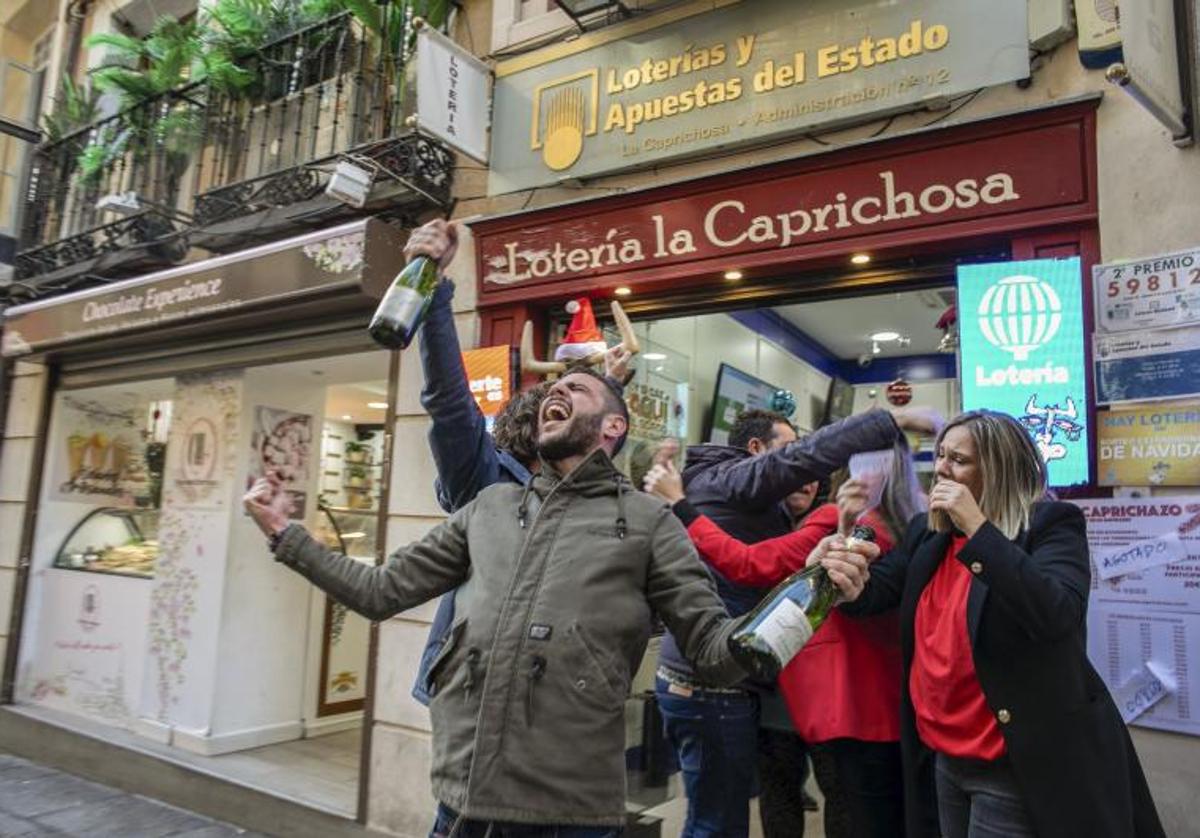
[0,752,268,837]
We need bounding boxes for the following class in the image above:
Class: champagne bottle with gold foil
[728,524,876,681]
[367,256,440,349]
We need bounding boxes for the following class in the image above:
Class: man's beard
[537,411,604,462]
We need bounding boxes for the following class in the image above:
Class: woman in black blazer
[817,409,1164,838]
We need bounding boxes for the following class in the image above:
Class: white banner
[1095,530,1188,582]
[416,25,491,163]
[1076,497,1200,736]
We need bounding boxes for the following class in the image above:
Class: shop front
[0,218,406,823]
[471,98,1100,459]
[437,0,1200,833]
[459,98,1103,830]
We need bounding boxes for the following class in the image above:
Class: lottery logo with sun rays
[530,69,600,171]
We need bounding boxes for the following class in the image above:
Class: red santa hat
[554,297,609,362]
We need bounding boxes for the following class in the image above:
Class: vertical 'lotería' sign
[957,258,1090,487]
[416,25,492,163]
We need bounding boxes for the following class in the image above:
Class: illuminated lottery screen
[957,257,1090,487]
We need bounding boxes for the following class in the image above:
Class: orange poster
[462,346,512,418]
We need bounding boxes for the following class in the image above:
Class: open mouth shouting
[540,395,572,431]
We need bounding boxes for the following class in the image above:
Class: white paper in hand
[848,449,895,514]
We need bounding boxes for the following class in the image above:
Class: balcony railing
[17,84,206,281]
[15,12,454,286]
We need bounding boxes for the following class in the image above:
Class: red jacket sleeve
[686,504,841,586]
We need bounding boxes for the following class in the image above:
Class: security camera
[857,352,873,368]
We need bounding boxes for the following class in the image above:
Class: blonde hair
[929,410,1047,540]
[878,436,927,541]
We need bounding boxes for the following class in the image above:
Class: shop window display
[48,388,173,578]
[54,506,161,577]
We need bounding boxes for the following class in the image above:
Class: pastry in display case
[54,507,161,578]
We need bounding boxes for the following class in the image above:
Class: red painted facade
[472,100,1098,310]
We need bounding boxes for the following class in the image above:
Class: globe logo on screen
[977,275,1062,361]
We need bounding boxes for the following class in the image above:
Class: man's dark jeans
[430,804,621,838]
[655,677,759,838]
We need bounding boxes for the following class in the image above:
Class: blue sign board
[957,258,1090,487]
[1094,326,1200,404]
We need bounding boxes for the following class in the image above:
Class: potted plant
[345,441,368,464]
[346,465,369,488]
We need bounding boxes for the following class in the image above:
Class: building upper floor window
[493,0,673,53]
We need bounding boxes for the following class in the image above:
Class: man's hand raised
[644,459,685,504]
[403,219,460,272]
[243,473,294,539]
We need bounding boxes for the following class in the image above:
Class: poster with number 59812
[1092,247,1200,334]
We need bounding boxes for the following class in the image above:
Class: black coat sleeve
[714,410,901,510]
[956,502,1090,642]
[418,280,502,512]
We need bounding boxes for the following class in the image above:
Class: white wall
[205,366,326,749]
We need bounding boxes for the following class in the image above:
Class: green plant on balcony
[75,18,237,187]
[69,1,453,197]
[342,0,453,130]
[42,77,103,144]
[204,0,347,98]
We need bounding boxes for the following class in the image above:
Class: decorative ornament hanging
[936,304,958,354]
[886,378,913,407]
[770,389,797,418]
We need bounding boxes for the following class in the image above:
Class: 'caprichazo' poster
[1075,497,1200,736]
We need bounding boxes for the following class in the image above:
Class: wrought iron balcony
[13,11,454,295]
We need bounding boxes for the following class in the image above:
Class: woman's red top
[686,503,902,743]
[909,535,1006,759]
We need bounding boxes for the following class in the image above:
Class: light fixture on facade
[724,270,743,281]
[553,0,630,28]
[614,286,632,296]
[870,330,901,342]
[96,190,193,223]
[851,253,872,265]
[367,402,388,409]
[342,414,353,421]
[643,352,667,361]
[325,158,375,207]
